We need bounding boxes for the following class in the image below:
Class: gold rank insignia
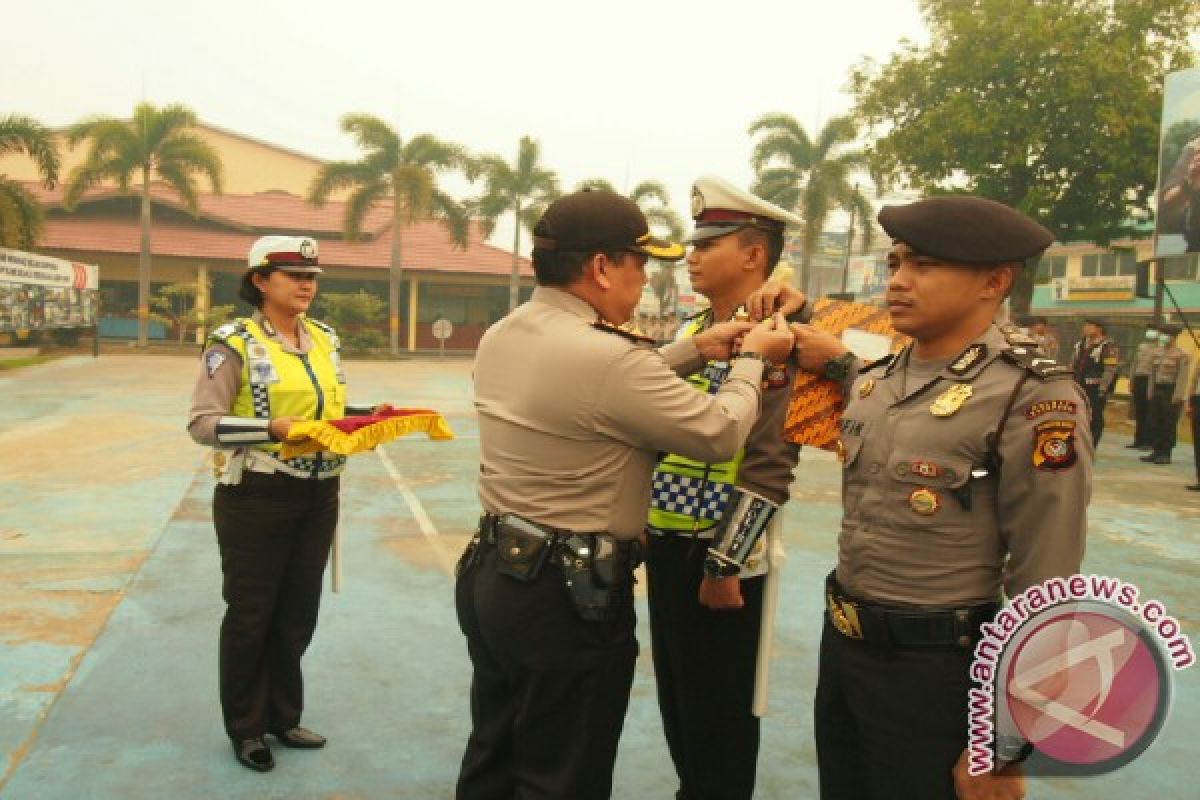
[908,487,941,515]
[858,379,876,398]
[835,438,847,464]
[930,384,972,417]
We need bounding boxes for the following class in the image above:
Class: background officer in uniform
[1140,323,1191,465]
[189,236,376,771]
[644,175,804,800]
[756,196,1092,800]
[1070,317,1119,446]
[455,189,795,800]
[1127,325,1162,450]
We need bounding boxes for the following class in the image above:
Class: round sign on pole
[432,319,453,340]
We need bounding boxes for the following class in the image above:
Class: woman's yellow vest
[209,316,347,477]
[647,312,746,534]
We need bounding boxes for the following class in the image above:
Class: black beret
[877,195,1055,266]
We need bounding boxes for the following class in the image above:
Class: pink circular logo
[1003,607,1169,770]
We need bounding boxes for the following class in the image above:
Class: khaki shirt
[837,325,1092,608]
[1150,346,1192,405]
[1132,341,1160,377]
[475,287,765,541]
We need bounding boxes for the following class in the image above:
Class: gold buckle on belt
[826,591,865,640]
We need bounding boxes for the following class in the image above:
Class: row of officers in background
[1020,314,1198,481]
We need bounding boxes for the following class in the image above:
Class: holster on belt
[558,534,638,623]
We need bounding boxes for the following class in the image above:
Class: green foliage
[850,0,1200,309]
[472,136,560,311]
[0,114,60,248]
[747,113,873,288]
[148,281,230,344]
[313,290,386,350]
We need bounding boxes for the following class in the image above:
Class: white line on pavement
[376,445,457,577]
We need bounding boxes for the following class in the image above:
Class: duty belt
[824,571,998,650]
[478,513,642,569]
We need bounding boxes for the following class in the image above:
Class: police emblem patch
[1033,419,1077,471]
[205,350,226,378]
[908,487,941,515]
[930,384,973,417]
[948,344,987,375]
[765,364,789,389]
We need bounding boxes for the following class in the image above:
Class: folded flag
[280,408,454,459]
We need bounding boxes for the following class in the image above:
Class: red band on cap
[697,209,758,223]
[265,251,315,265]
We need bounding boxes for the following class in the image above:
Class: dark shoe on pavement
[233,736,274,772]
[272,726,327,749]
[1151,455,1171,465]
[1187,483,1200,491]
[1125,442,1145,449]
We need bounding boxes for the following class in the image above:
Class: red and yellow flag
[280,408,454,459]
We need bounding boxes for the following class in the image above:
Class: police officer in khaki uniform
[189,236,378,772]
[455,189,796,800]
[756,196,1093,800]
[1070,318,1119,446]
[645,176,804,800]
[1127,325,1162,450]
[1141,324,1192,465]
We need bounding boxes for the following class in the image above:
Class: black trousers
[213,472,338,741]
[1192,395,1200,480]
[1131,374,1150,446]
[646,535,764,800]
[455,541,637,800]
[1148,384,1181,457]
[815,620,973,800]
[1084,384,1107,446]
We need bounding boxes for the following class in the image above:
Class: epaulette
[305,317,336,336]
[997,322,1039,348]
[592,321,655,345]
[209,321,241,342]
[1001,347,1074,380]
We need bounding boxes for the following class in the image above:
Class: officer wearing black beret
[751,195,1093,800]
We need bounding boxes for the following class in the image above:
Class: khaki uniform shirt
[1150,346,1192,405]
[475,287,765,541]
[837,325,1092,608]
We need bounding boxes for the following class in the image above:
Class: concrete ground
[0,354,1196,799]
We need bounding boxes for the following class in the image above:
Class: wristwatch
[823,351,857,381]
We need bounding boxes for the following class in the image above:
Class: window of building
[1081,254,1099,277]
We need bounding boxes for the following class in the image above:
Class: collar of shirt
[530,286,601,322]
[251,310,312,354]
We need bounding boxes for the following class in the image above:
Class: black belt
[825,571,998,650]
[478,513,640,563]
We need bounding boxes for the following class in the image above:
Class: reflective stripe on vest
[647,312,746,533]
[209,317,347,476]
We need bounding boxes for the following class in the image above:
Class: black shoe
[1151,455,1171,465]
[1187,483,1200,491]
[1126,443,1145,449]
[271,726,326,749]
[232,737,274,772]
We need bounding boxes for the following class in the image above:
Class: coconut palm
[473,137,560,311]
[65,102,223,347]
[0,114,61,249]
[309,114,472,355]
[748,113,873,292]
[577,177,687,316]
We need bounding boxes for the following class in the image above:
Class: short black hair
[735,227,785,272]
[531,249,625,287]
[238,266,275,309]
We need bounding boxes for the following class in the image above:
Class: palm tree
[474,137,560,311]
[309,114,472,355]
[0,114,61,249]
[577,178,686,315]
[65,102,223,347]
[748,113,873,292]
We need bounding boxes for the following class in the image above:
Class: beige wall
[0,123,339,199]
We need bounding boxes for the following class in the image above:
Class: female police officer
[188,235,368,772]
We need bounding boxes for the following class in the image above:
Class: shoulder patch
[592,321,655,345]
[1002,347,1074,381]
[204,350,227,378]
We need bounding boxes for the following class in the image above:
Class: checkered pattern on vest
[651,472,734,522]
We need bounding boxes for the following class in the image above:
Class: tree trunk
[1010,265,1035,315]
[508,199,522,312]
[137,171,152,348]
[389,200,404,356]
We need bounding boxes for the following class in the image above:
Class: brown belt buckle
[826,591,865,640]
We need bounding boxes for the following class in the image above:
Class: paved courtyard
[0,353,1197,798]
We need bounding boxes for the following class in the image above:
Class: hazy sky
[4,0,930,245]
